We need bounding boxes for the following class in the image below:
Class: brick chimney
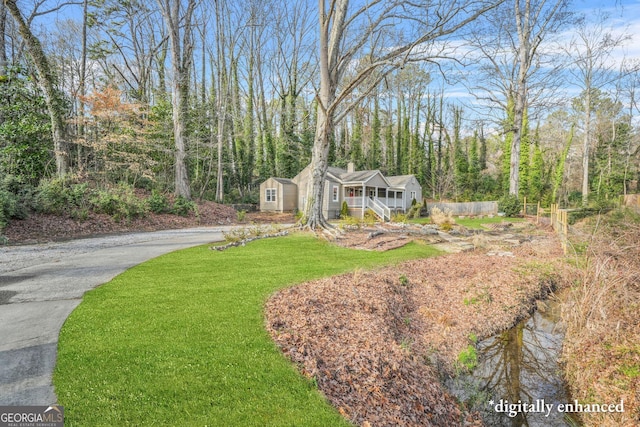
[347,162,355,173]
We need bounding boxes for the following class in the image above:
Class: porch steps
[366,197,391,221]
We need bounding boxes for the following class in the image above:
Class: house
[259,162,422,221]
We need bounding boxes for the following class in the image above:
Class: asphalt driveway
[0,227,228,405]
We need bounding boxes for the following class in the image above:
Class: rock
[421,228,438,235]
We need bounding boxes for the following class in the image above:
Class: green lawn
[455,216,525,230]
[408,216,525,229]
[54,233,440,426]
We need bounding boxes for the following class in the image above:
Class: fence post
[523,196,527,215]
[536,201,540,224]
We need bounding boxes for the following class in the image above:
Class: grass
[408,216,524,229]
[54,233,441,426]
[455,216,525,230]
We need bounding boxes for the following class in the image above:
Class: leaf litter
[265,225,571,426]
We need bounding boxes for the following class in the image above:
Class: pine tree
[385,119,395,174]
[479,125,487,170]
[468,131,481,194]
[370,97,382,170]
[502,96,515,194]
[349,109,365,169]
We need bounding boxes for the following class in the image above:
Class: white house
[259,162,422,221]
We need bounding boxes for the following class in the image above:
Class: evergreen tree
[468,131,481,195]
[529,138,545,201]
[369,97,382,169]
[385,119,395,174]
[502,96,515,194]
[518,108,530,199]
[349,111,365,169]
[452,107,468,197]
[479,125,487,170]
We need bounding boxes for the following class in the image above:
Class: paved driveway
[0,227,228,405]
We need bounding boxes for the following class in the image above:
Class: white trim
[265,188,277,202]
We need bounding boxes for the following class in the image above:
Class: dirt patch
[265,227,569,427]
[333,228,439,251]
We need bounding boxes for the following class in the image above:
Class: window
[265,188,277,202]
[332,186,339,202]
[410,191,417,201]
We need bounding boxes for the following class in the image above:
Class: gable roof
[272,177,295,185]
[386,175,414,188]
[326,167,391,186]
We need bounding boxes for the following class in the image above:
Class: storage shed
[259,177,298,212]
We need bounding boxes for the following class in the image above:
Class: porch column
[362,183,366,218]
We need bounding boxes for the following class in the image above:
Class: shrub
[430,206,455,226]
[236,210,247,222]
[363,209,377,225]
[172,196,197,217]
[407,202,422,219]
[91,183,147,221]
[147,190,170,214]
[498,194,521,217]
[391,212,407,223]
[0,189,17,231]
[0,175,32,228]
[35,178,70,214]
[340,200,350,219]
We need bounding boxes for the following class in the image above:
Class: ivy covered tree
[0,68,52,182]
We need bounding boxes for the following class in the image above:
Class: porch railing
[367,197,391,221]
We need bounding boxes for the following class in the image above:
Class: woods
[1,0,639,228]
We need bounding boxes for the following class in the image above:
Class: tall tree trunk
[0,2,7,72]
[158,0,195,199]
[5,0,68,176]
[582,89,592,206]
[303,106,333,229]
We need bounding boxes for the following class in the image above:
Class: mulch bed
[265,229,570,427]
[2,203,295,244]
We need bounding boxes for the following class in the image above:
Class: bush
[391,212,407,223]
[498,194,521,217]
[0,189,17,230]
[171,196,197,217]
[407,202,422,219]
[363,209,377,225]
[1,175,31,220]
[147,190,170,214]
[91,183,147,221]
[430,206,455,226]
[35,178,70,214]
[340,200,350,219]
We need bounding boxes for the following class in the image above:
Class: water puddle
[447,297,582,426]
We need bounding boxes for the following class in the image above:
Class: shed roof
[271,177,295,185]
[386,175,414,188]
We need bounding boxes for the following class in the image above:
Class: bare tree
[157,0,197,198]
[465,0,572,197]
[564,11,630,206]
[303,0,503,230]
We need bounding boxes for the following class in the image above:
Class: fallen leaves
[265,227,569,427]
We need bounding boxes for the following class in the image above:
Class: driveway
[0,227,229,405]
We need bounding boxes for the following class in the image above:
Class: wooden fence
[426,201,498,216]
